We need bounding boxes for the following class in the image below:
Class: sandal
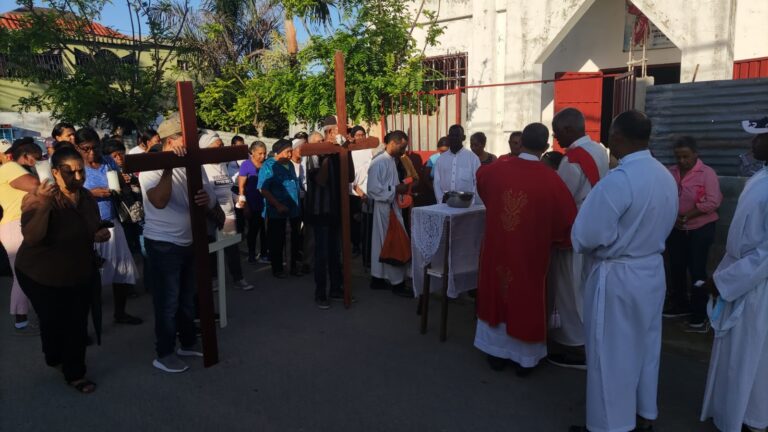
[69,379,97,394]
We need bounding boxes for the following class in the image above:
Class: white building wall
[411,0,767,156]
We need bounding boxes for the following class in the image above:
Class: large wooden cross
[124,82,248,367]
[301,51,379,308]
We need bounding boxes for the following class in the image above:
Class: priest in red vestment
[474,122,577,375]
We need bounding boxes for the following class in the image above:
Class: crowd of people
[1,105,766,432]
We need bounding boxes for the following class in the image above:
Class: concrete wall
[733,0,768,61]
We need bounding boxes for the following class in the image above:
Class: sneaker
[152,355,189,373]
[233,280,254,291]
[547,353,587,371]
[290,268,304,277]
[486,354,508,371]
[14,321,40,337]
[177,344,204,357]
[273,272,289,279]
[685,320,711,334]
[315,297,331,310]
[247,254,257,264]
[258,256,271,264]
[662,306,691,318]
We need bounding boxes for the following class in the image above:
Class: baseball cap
[742,116,768,134]
[157,112,183,139]
[0,139,11,154]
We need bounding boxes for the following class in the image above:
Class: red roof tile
[0,11,129,40]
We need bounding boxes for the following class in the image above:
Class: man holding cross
[139,113,216,373]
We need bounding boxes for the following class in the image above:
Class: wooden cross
[123,82,248,367]
[301,51,379,308]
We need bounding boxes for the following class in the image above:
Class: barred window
[423,53,468,91]
[0,50,64,79]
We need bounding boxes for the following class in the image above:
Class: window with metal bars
[422,53,468,91]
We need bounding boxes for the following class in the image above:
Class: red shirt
[668,159,722,230]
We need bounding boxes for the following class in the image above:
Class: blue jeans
[313,222,342,299]
[145,238,197,358]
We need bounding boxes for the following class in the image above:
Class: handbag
[378,207,411,266]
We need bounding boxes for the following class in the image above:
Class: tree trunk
[285,16,298,56]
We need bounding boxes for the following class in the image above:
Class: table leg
[217,249,227,328]
[420,268,430,334]
[439,273,448,342]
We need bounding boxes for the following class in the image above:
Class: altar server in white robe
[569,110,678,432]
[701,119,768,432]
[432,133,481,205]
[548,108,610,368]
[367,130,410,296]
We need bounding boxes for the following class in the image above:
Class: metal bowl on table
[444,191,474,208]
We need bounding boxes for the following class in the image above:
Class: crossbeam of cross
[124,82,248,367]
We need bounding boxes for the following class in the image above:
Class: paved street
[1,256,718,432]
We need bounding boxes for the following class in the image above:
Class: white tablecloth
[411,204,485,298]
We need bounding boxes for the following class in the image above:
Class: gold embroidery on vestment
[501,190,528,232]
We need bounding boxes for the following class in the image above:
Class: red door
[553,71,603,152]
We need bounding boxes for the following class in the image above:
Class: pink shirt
[668,159,722,230]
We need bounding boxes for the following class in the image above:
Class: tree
[255,0,443,125]
[279,0,335,58]
[0,0,189,131]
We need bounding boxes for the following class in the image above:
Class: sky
[0,0,338,44]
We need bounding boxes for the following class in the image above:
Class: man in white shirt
[433,125,481,205]
[199,131,253,291]
[547,108,610,370]
[569,110,678,432]
[139,114,217,374]
[700,117,768,432]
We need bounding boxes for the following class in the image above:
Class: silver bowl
[444,191,474,208]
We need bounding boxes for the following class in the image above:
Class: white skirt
[95,219,138,286]
[474,320,547,368]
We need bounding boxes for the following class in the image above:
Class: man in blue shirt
[258,139,301,278]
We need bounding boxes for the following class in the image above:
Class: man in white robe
[569,111,678,432]
[432,128,481,205]
[701,118,768,432]
[547,108,610,369]
[367,130,410,297]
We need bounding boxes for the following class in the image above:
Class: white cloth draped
[549,137,610,346]
[572,150,678,432]
[410,204,485,298]
[96,220,138,286]
[367,151,407,285]
[474,321,547,368]
[701,167,768,432]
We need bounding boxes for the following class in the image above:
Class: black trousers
[16,269,90,383]
[246,211,268,259]
[666,222,716,321]
[350,196,362,250]
[267,216,301,275]
[208,235,243,282]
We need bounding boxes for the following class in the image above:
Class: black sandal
[69,379,97,394]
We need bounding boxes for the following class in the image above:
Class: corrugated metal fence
[646,78,768,176]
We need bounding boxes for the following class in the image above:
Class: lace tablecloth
[411,204,485,298]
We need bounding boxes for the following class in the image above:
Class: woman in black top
[15,148,110,393]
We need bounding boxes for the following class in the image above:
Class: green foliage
[0,0,185,131]
[256,0,434,125]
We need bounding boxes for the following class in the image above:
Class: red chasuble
[476,157,577,343]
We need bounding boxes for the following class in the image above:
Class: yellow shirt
[0,162,33,224]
